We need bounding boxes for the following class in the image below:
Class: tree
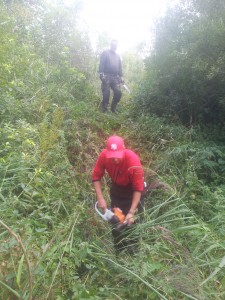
[134,0,225,126]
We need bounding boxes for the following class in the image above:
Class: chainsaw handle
[95,202,104,217]
[95,202,114,221]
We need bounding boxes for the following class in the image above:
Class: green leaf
[0,279,21,298]
[16,254,24,288]
[200,255,225,286]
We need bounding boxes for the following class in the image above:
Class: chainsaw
[95,202,128,230]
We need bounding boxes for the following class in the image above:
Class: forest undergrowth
[1,0,225,298]
[0,94,225,300]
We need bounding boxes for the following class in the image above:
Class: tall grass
[1,100,225,299]
[1,80,225,299]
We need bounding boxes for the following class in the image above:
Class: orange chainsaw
[95,202,128,229]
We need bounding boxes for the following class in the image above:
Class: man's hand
[120,77,124,84]
[98,198,107,212]
[93,181,107,211]
[99,73,105,82]
[125,212,134,225]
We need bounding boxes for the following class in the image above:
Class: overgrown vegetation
[0,0,225,299]
[134,0,225,126]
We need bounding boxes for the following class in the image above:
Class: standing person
[92,135,145,254]
[99,39,124,113]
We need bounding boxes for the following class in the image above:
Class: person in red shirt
[92,135,145,254]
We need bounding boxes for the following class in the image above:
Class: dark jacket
[99,49,123,77]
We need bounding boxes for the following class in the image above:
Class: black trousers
[110,183,144,254]
[101,75,122,112]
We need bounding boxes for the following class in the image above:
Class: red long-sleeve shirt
[92,149,144,192]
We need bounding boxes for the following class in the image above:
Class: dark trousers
[110,183,144,254]
[101,75,122,112]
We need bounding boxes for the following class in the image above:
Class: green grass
[0,91,225,299]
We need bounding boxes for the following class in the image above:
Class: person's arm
[125,163,144,224]
[125,191,142,225]
[99,51,106,75]
[93,181,107,211]
[118,55,123,77]
[92,151,107,211]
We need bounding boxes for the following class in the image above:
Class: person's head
[105,135,125,162]
[110,39,118,52]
